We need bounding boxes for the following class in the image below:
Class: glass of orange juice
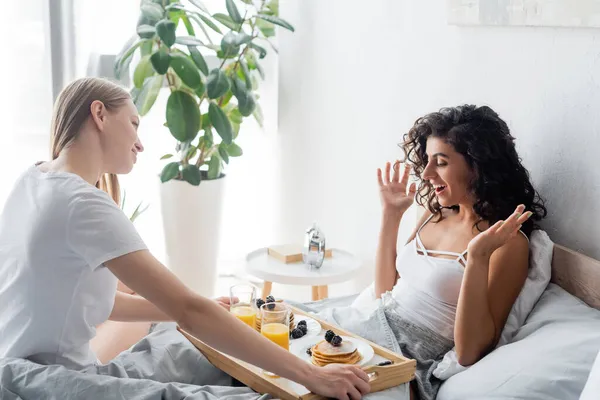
[260,302,290,377]
[229,284,257,329]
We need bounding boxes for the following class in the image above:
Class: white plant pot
[159,176,226,298]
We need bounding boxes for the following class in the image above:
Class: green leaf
[137,24,156,39]
[253,102,264,127]
[130,86,141,103]
[250,43,267,59]
[133,55,155,88]
[256,14,294,32]
[156,19,177,47]
[181,13,195,35]
[114,37,144,79]
[150,48,171,74]
[216,49,237,59]
[218,144,230,164]
[168,9,182,25]
[221,31,241,58]
[161,162,180,183]
[256,18,275,37]
[266,0,279,15]
[255,61,265,79]
[166,90,201,142]
[238,92,255,116]
[175,36,204,46]
[245,51,257,68]
[160,154,174,160]
[227,142,243,156]
[240,0,253,4]
[232,121,240,138]
[206,69,230,99]
[230,77,255,116]
[170,53,202,89]
[203,125,214,147]
[165,3,186,11]
[135,75,164,116]
[141,3,164,25]
[213,13,239,30]
[129,201,149,223]
[240,60,252,88]
[221,90,233,106]
[196,13,222,34]
[209,102,233,144]
[188,46,208,75]
[226,0,243,24]
[189,0,209,13]
[140,40,154,56]
[207,156,222,179]
[234,33,252,45]
[230,76,246,98]
[229,108,243,124]
[181,164,202,185]
[201,113,211,129]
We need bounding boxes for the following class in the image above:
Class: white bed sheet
[437,284,600,400]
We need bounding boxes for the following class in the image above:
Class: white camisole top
[391,214,528,340]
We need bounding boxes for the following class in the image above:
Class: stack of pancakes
[310,339,362,366]
[255,305,295,332]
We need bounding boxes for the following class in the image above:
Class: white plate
[291,315,321,339]
[290,335,375,367]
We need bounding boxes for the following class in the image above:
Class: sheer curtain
[73,1,281,275]
[0,0,53,205]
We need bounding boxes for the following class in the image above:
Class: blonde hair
[50,77,131,205]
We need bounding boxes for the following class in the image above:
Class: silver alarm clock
[302,222,326,269]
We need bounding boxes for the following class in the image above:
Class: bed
[1,243,599,399]
[437,244,600,399]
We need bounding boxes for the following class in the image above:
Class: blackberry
[306,348,312,356]
[324,330,335,343]
[331,335,343,347]
[291,328,305,339]
[255,298,265,309]
[297,320,307,327]
[265,295,276,310]
[298,325,308,334]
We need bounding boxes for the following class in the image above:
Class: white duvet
[437,283,600,400]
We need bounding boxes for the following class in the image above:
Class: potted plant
[114,0,294,297]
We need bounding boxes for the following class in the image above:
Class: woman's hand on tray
[301,363,371,400]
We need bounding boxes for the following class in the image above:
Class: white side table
[245,248,362,301]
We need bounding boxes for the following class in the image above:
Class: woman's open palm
[377,161,417,215]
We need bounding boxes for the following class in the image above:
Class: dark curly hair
[402,105,547,237]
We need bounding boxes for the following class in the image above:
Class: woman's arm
[374,210,430,298]
[109,291,172,322]
[454,207,532,366]
[374,161,419,298]
[105,250,370,399]
[374,212,403,298]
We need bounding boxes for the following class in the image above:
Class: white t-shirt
[0,165,147,369]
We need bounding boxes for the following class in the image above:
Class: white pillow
[580,350,600,400]
[437,284,600,400]
[433,229,553,379]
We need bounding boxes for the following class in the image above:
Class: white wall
[276,0,600,295]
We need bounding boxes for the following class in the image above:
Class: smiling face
[421,137,474,208]
[92,98,144,174]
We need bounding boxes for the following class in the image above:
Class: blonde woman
[0,77,370,400]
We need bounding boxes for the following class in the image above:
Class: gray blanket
[0,295,410,400]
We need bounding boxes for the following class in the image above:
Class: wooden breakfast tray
[178,305,416,400]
